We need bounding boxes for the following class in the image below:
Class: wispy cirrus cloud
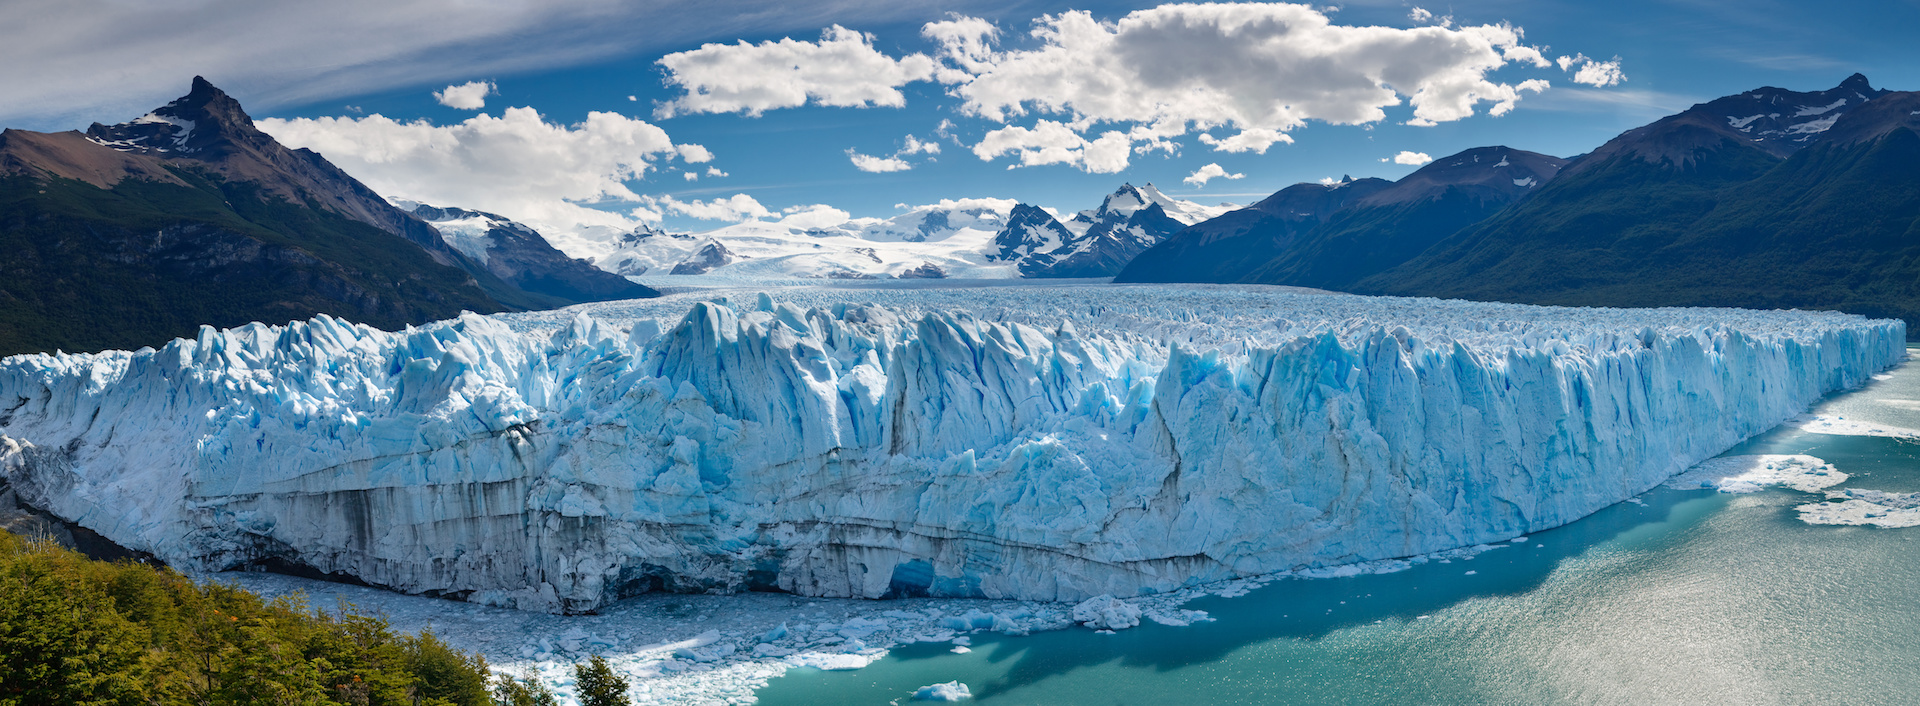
[0,0,1000,130]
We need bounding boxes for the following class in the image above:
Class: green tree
[0,531,501,706]
[0,538,150,706]
[492,670,559,706]
[407,630,491,706]
[572,655,630,706]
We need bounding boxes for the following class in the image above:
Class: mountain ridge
[0,77,655,357]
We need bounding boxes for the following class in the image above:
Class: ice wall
[0,286,1904,612]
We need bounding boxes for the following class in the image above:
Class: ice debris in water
[1787,415,1920,441]
[1664,455,1848,493]
[0,283,1904,614]
[1798,489,1920,528]
[1072,595,1142,630]
[913,681,973,701]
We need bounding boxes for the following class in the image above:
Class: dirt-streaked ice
[0,285,1904,613]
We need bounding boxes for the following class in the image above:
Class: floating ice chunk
[1071,595,1141,630]
[1665,455,1846,493]
[760,622,789,643]
[838,617,889,639]
[941,611,997,632]
[913,681,973,701]
[1797,489,1920,528]
[1146,609,1211,627]
[1787,415,1920,441]
[789,651,883,671]
[753,643,795,658]
[951,646,972,654]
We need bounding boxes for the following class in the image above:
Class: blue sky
[6,0,1919,239]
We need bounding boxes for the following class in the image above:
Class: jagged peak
[153,76,254,132]
[1840,72,1874,93]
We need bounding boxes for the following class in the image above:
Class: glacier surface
[0,284,1905,612]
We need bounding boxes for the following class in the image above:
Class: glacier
[0,284,1905,613]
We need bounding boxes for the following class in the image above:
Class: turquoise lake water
[753,357,1920,705]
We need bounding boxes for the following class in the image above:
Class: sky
[5,0,1919,254]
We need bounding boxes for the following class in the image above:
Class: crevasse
[0,286,1904,613]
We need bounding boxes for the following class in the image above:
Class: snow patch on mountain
[595,187,1232,282]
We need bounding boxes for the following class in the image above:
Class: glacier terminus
[0,284,1904,613]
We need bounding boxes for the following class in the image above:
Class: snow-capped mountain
[1062,182,1231,234]
[1029,184,1216,278]
[1565,73,1889,175]
[987,183,1232,278]
[594,186,1234,281]
[989,204,1074,266]
[596,199,1020,279]
[1702,73,1889,155]
[403,203,656,305]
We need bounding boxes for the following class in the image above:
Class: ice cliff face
[0,286,1904,613]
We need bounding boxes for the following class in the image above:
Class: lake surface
[753,354,1920,705]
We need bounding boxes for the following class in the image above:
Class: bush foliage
[0,532,495,706]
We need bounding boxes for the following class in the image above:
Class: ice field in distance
[0,283,1905,616]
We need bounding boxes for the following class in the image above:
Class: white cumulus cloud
[972,120,1133,173]
[846,133,944,172]
[641,193,773,222]
[1392,150,1434,165]
[259,107,694,257]
[650,4,1587,174]
[847,150,913,172]
[1197,128,1295,154]
[656,26,937,117]
[676,143,714,163]
[778,204,853,229]
[1557,53,1626,87]
[900,134,942,155]
[433,81,494,110]
[1573,58,1627,87]
[1182,163,1244,186]
[943,5,1557,144]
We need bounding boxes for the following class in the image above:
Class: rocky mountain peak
[1571,74,1893,175]
[85,76,266,157]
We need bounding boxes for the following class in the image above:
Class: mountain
[1238,147,1568,289]
[991,183,1232,278]
[1036,183,1200,278]
[987,204,1075,272]
[593,186,1234,280]
[1118,147,1566,288]
[1363,76,1920,328]
[595,199,1018,279]
[1112,176,1393,284]
[0,77,660,358]
[1558,72,1888,178]
[404,204,656,305]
